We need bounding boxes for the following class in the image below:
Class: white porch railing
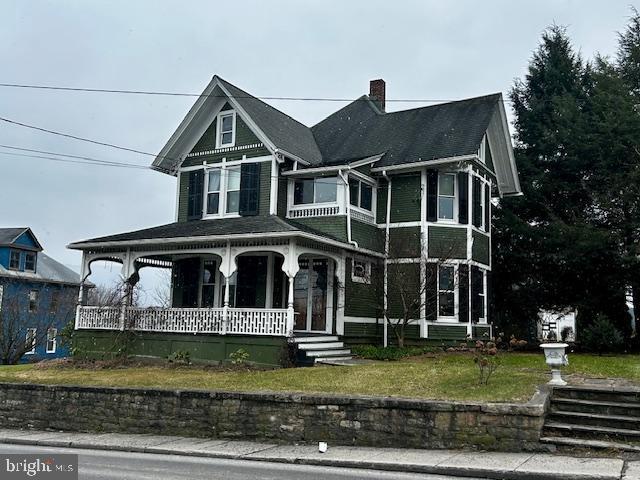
[288,205,340,218]
[75,306,292,337]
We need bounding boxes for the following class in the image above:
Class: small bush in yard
[229,348,250,365]
[581,314,624,354]
[167,350,191,365]
[472,340,500,385]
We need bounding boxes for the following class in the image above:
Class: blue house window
[9,250,20,270]
[28,290,38,313]
[24,252,36,272]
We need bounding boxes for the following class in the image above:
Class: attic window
[9,250,20,270]
[217,111,236,148]
[24,252,36,272]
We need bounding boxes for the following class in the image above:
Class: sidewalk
[0,428,632,480]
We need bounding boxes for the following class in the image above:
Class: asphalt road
[0,444,479,480]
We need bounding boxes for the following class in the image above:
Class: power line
[0,144,149,168]
[0,151,149,170]
[0,115,176,162]
[0,81,509,104]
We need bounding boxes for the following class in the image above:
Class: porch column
[119,249,138,331]
[222,275,230,335]
[75,252,87,330]
[282,240,299,337]
[218,241,238,336]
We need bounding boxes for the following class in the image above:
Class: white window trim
[202,164,242,219]
[437,173,458,223]
[290,177,340,207]
[215,110,236,149]
[437,264,458,321]
[351,258,372,284]
[46,328,57,354]
[478,270,488,324]
[349,177,374,212]
[25,328,36,354]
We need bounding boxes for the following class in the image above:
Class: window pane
[438,197,454,219]
[439,292,455,316]
[25,253,35,271]
[9,251,20,269]
[361,184,373,210]
[226,167,241,191]
[221,132,233,145]
[227,191,240,213]
[208,170,220,192]
[315,177,337,203]
[294,179,314,204]
[439,266,454,291]
[207,193,219,214]
[439,174,455,196]
[349,179,359,206]
[221,114,233,132]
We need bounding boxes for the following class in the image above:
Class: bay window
[438,174,456,220]
[438,265,456,318]
[349,178,373,211]
[294,177,337,205]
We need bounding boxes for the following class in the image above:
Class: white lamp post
[540,342,569,386]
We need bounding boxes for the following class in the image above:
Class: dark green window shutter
[472,176,482,227]
[471,266,482,323]
[239,163,260,216]
[458,264,469,323]
[458,172,468,225]
[484,184,491,232]
[425,262,438,320]
[426,170,438,222]
[187,170,204,221]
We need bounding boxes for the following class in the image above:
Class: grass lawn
[0,353,637,403]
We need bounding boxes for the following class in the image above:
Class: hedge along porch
[69,226,355,366]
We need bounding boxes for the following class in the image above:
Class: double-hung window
[293,177,338,205]
[217,111,235,148]
[349,178,373,211]
[351,259,372,284]
[438,174,456,220]
[205,166,241,216]
[438,265,456,318]
[25,328,36,354]
[46,328,57,354]
[28,290,38,313]
[9,250,20,270]
[24,252,36,272]
[50,291,59,313]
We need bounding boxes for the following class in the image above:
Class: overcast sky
[0,0,636,291]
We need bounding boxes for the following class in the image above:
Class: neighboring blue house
[0,228,83,363]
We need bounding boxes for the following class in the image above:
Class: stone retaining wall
[0,383,549,452]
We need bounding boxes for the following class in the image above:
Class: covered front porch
[73,236,346,339]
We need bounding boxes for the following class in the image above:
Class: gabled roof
[0,227,43,250]
[311,93,501,168]
[152,76,520,195]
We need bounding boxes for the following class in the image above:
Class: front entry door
[293,258,332,333]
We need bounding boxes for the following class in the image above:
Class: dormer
[0,228,43,273]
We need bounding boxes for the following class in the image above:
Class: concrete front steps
[541,385,640,452]
[292,335,352,365]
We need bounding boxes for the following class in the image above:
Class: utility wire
[0,151,150,170]
[0,81,508,104]
[0,144,149,168]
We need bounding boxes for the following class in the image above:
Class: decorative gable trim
[186,142,264,158]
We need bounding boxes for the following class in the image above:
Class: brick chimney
[369,79,386,112]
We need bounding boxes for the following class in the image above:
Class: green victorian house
[69,77,521,366]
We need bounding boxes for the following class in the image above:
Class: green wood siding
[388,227,421,258]
[344,257,381,317]
[427,226,467,259]
[390,174,421,222]
[427,324,467,340]
[376,181,388,223]
[387,263,420,318]
[343,322,381,338]
[292,216,348,242]
[472,230,490,265]
[351,220,384,252]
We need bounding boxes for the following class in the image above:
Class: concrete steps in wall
[542,385,640,451]
[292,335,352,365]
